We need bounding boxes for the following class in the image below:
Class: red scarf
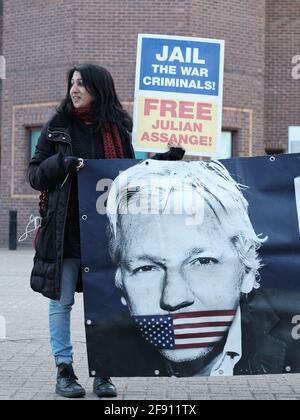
[71,106,125,159]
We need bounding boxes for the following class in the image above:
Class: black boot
[93,377,117,398]
[56,363,86,398]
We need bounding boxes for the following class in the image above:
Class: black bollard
[9,210,17,250]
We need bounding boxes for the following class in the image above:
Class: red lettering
[196,103,212,120]
[160,100,177,118]
[198,136,209,146]
[141,132,151,141]
[190,136,198,145]
[144,99,213,121]
[169,134,178,144]
[151,132,159,142]
[144,99,159,116]
[179,101,194,119]
[160,132,169,143]
[178,134,189,145]
[141,132,214,147]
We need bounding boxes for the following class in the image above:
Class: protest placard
[133,34,224,157]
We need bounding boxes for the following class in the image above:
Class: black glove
[169,147,185,160]
[62,156,80,175]
[151,146,185,161]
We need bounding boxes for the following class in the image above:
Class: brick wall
[0,0,3,175]
[189,0,266,157]
[0,0,75,247]
[265,0,300,152]
[73,0,191,100]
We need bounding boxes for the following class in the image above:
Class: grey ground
[0,248,300,401]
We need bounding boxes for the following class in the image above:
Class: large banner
[132,34,224,157]
[78,154,300,377]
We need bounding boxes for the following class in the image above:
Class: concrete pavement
[0,247,300,400]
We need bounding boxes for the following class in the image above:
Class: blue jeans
[49,258,81,366]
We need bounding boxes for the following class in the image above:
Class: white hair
[106,159,265,286]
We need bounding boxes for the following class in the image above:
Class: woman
[28,63,185,399]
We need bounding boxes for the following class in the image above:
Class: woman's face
[70,71,93,109]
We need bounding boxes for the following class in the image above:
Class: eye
[190,257,219,266]
[133,265,158,274]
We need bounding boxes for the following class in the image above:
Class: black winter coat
[28,112,184,301]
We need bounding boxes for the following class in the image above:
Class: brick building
[0,0,299,247]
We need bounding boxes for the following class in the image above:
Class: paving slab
[0,247,300,400]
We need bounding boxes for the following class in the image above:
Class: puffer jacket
[29,112,184,300]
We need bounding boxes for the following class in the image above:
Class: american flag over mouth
[134,310,236,350]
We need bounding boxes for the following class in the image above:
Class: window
[215,131,233,159]
[134,151,149,159]
[29,127,42,159]
[289,127,300,153]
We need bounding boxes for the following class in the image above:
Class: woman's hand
[167,141,185,160]
[167,140,179,149]
[150,141,185,161]
[62,156,84,174]
[76,158,85,171]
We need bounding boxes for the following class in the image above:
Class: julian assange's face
[70,71,93,109]
[117,210,243,363]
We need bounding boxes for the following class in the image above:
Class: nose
[160,269,194,312]
[70,83,78,96]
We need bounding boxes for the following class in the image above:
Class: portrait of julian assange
[86,159,300,377]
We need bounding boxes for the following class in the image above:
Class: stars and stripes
[134,310,236,350]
